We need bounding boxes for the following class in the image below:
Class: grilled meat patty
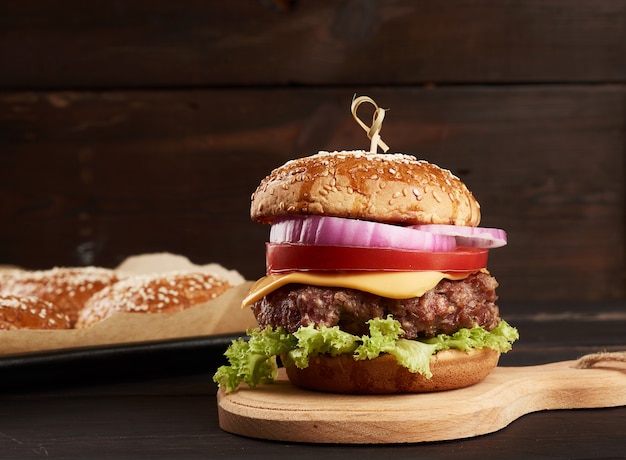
[252,272,501,339]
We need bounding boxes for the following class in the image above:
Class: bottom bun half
[284,348,500,394]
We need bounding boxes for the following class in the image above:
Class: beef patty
[252,272,500,339]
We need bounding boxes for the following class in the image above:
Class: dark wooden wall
[1,1,625,303]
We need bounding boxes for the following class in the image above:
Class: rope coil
[574,351,626,369]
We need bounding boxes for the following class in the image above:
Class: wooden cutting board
[217,358,626,444]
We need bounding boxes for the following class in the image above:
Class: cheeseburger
[214,150,518,394]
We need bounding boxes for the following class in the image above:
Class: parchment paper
[0,253,257,356]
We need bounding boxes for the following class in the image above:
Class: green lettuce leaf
[423,320,519,353]
[288,324,359,368]
[213,327,296,392]
[384,339,441,378]
[213,317,519,393]
[354,315,403,359]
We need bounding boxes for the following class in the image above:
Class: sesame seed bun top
[250,150,481,227]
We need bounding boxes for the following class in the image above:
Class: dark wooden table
[0,301,624,459]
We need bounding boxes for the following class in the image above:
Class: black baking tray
[0,333,241,390]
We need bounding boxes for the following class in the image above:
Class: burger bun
[251,150,481,227]
[284,348,500,394]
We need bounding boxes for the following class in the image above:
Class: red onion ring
[410,224,507,249]
[270,216,457,252]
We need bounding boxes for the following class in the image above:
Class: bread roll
[0,295,72,330]
[0,267,121,327]
[76,271,232,328]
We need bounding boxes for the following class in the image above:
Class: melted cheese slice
[242,271,474,308]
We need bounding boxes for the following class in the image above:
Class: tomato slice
[266,243,488,274]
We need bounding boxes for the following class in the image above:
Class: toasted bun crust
[284,348,499,394]
[0,267,120,327]
[75,272,232,328]
[0,295,72,330]
[251,150,481,226]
